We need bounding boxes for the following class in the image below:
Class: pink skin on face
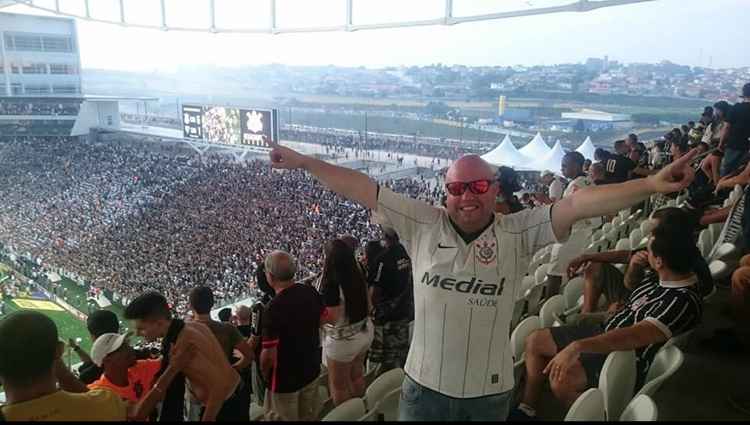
[444,155,499,235]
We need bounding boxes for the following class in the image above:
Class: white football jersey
[376,187,559,398]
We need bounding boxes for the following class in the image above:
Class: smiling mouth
[459,205,479,212]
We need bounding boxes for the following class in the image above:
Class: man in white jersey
[267,142,697,421]
[547,151,602,295]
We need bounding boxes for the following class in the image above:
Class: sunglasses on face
[445,179,493,197]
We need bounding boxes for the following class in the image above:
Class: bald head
[264,250,297,283]
[446,155,495,182]
[444,154,499,235]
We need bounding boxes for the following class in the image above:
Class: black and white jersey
[605,276,702,383]
[374,187,559,398]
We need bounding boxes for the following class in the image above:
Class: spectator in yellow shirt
[0,311,127,421]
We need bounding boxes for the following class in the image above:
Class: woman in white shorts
[320,239,374,406]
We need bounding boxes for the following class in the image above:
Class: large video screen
[240,108,277,148]
[181,105,277,149]
[203,106,241,145]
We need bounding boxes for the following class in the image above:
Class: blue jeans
[720,147,746,177]
[398,375,512,421]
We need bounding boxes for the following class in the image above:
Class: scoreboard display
[181,104,278,149]
[182,105,204,140]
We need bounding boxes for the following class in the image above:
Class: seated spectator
[260,250,322,421]
[538,171,565,203]
[68,309,120,385]
[320,239,374,406]
[511,223,703,419]
[188,285,253,421]
[567,207,713,314]
[0,311,127,421]
[588,162,606,185]
[125,291,240,422]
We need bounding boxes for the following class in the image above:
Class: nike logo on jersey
[421,272,505,296]
[437,243,456,249]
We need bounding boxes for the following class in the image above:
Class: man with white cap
[88,332,196,420]
[88,333,161,403]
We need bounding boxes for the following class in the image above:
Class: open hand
[648,148,698,194]
[543,345,580,384]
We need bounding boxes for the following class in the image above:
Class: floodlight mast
[8,0,655,34]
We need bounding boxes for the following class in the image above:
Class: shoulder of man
[82,388,129,420]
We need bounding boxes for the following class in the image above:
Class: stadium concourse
[2,93,750,420]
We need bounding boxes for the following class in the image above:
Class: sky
[5,0,750,71]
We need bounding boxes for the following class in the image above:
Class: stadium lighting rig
[4,0,656,35]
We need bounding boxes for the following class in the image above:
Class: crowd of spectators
[0,136,439,318]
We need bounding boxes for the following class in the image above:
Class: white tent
[519,132,552,159]
[481,134,531,168]
[530,139,567,172]
[576,136,596,161]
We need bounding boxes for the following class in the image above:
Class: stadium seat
[510,315,541,375]
[564,388,605,421]
[249,402,264,421]
[540,294,565,328]
[535,263,552,285]
[708,259,730,281]
[640,220,653,236]
[709,222,722,245]
[635,345,683,399]
[364,362,382,388]
[619,395,658,421]
[629,229,642,251]
[599,350,637,421]
[511,297,527,332]
[360,387,400,422]
[663,328,694,351]
[364,368,404,410]
[322,398,366,421]
[698,230,712,258]
[525,283,547,316]
[563,277,585,315]
[710,242,739,262]
[614,238,630,251]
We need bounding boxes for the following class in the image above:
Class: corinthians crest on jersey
[475,233,497,266]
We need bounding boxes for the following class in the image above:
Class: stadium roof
[5,0,656,34]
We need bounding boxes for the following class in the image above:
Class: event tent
[481,134,531,168]
[519,132,552,159]
[530,139,566,173]
[576,136,596,161]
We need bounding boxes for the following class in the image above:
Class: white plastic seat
[711,242,738,262]
[619,395,658,421]
[663,328,694,351]
[639,220,653,236]
[698,230,712,258]
[249,402,264,421]
[635,345,683,399]
[709,222,722,244]
[602,222,613,234]
[364,368,404,410]
[564,388,605,421]
[364,362,382,388]
[525,283,547,316]
[599,350,637,421]
[364,387,400,422]
[540,294,565,328]
[628,228,642,251]
[510,297,526,332]
[614,238,630,251]
[322,397,366,421]
[563,277,585,314]
[708,259,730,281]
[510,315,541,370]
[535,263,551,285]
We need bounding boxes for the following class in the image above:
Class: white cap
[91,333,127,367]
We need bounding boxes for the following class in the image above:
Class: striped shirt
[374,187,559,398]
[605,275,702,383]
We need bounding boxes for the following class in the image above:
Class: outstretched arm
[551,149,698,239]
[269,142,378,210]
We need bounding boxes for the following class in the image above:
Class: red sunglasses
[445,179,494,196]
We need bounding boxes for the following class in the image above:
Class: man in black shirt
[367,227,414,372]
[260,250,322,421]
[720,82,750,177]
[69,310,120,385]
